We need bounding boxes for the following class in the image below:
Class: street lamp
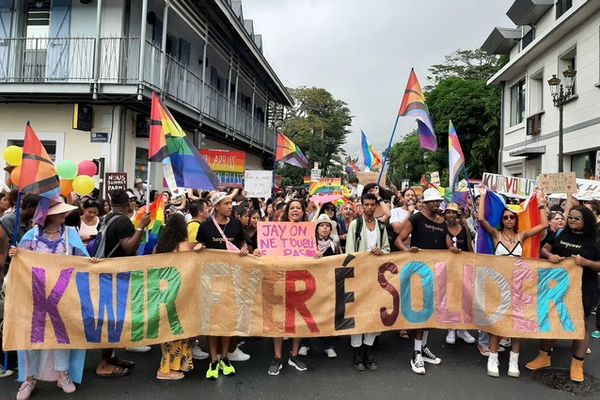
[548,66,577,172]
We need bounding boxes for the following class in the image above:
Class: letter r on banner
[285,270,319,333]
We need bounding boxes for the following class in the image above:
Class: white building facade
[482,0,600,179]
[0,0,292,192]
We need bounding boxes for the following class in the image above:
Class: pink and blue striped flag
[398,68,437,151]
[360,130,382,171]
[448,120,465,190]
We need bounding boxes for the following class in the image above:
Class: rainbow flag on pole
[275,133,310,168]
[360,130,382,171]
[134,194,166,255]
[448,120,465,190]
[398,68,437,151]
[149,92,218,190]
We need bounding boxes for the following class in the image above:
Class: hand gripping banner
[2,249,584,350]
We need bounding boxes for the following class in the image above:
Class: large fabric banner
[2,249,583,350]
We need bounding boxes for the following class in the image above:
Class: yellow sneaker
[205,361,219,379]
[219,358,236,376]
[570,357,584,383]
[525,349,551,371]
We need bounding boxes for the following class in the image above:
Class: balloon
[10,166,21,186]
[77,160,98,177]
[60,179,73,197]
[3,146,23,166]
[72,175,95,196]
[56,160,78,180]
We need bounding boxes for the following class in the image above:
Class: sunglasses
[567,216,583,222]
[503,215,516,221]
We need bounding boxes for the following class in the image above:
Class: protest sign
[244,170,273,198]
[430,171,441,186]
[257,221,317,257]
[548,178,600,200]
[309,178,343,195]
[482,172,536,199]
[105,172,127,192]
[356,171,386,186]
[162,164,186,198]
[2,250,583,351]
[537,172,576,194]
[200,149,245,188]
[310,169,322,182]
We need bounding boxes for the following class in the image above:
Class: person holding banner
[345,193,390,372]
[10,200,89,400]
[527,205,600,383]
[337,200,357,253]
[477,187,548,378]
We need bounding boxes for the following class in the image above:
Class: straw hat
[444,202,460,213]
[47,201,79,216]
[315,214,337,231]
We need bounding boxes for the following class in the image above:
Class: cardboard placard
[257,221,317,257]
[537,172,576,194]
[356,171,386,187]
[430,171,441,186]
[310,169,322,183]
[482,172,536,199]
[244,170,273,198]
[104,172,127,192]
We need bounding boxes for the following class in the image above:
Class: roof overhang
[509,146,546,158]
[481,27,521,55]
[488,0,600,85]
[507,0,554,26]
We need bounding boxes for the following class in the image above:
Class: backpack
[354,217,385,252]
[87,213,127,258]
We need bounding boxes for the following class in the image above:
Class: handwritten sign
[356,171,386,186]
[105,172,127,192]
[538,172,576,194]
[200,149,246,188]
[482,172,536,199]
[162,164,186,198]
[430,171,441,186]
[257,221,317,257]
[244,170,273,198]
[549,178,600,200]
[310,169,322,182]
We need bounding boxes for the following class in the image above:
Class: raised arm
[522,190,550,240]
[477,187,498,239]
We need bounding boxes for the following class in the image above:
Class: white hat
[210,192,229,206]
[47,201,79,216]
[315,213,337,232]
[423,188,444,202]
[135,178,143,184]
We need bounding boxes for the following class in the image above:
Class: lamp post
[548,66,577,172]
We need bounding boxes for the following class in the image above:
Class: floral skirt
[159,339,193,374]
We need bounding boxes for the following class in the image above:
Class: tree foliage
[426,49,508,88]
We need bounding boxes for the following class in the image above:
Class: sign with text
[257,221,317,257]
[356,171,386,187]
[244,170,273,198]
[310,169,322,182]
[2,250,583,350]
[200,149,245,188]
[430,171,441,186]
[104,172,127,192]
[537,172,576,194]
[309,178,343,195]
[482,172,536,199]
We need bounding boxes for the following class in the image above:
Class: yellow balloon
[3,146,23,166]
[72,175,95,196]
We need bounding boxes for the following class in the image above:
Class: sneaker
[499,338,511,348]
[205,361,219,379]
[325,348,337,358]
[487,353,499,377]
[298,345,309,356]
[353,347,365,371]
[446,330,456,344]
[411,351,426,375]
[228,347,250,361]
[57,374,76,393]
[508,351,520,378]
[364,349,378,371]
[0,367,13,378]
[478,343,490,357]
[192,343,209,360]
[219,358,236,376]
[16,380,36,400]
[125,346,151,353]
[591,330,600,339]
[456,330,476,344]
[268,358,283,376]
[421,345,441,365]
[288,355,307,371]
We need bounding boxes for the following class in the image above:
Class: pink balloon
[77,160,98,177]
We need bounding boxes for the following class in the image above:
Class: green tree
[427,49,508,87]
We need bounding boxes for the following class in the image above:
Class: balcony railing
[0,36,272,150]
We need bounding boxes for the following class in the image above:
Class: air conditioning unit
[526,113,542,136]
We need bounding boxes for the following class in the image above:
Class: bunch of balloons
[57,159,97,196]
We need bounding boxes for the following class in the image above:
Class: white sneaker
[0,367,13,378]
[411,351,426,375]
[228,347,250,361]
[446,330,456,344]
[192,344,209,360]
[508,351,520,378]
[298,345,309,356]
[325,348,337,358]
[456,330,476,344]
[487,352,499,377]
[125,346,151,353]
[16,380,36,400]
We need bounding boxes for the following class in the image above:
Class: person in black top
[96,189,150,378]
[444,203,473,252]
[527,205,600,383]
[396,188,459,376]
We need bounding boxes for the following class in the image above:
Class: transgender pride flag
[448,120,465,190]
[398,68,437,151]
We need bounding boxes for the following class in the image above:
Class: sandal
[156,370,185,380]
[108,357,136,369]
[96,365,130,378]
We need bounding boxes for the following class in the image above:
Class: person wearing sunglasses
[527,205,600,382]
[477,187,548,379]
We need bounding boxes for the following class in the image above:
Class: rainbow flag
[448,120,465,190]
[19,123,60,198]
[360,130,382,171]
[398,68,437,151]
[149,92,218,190]
[309,178,343,195]
[275,133,310,169]
[518,194,541,258]
[476,190,506,254]
[134,195,166,255]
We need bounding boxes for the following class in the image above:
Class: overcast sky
[243,0,515,162]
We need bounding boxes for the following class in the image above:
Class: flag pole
[377,115,400,186]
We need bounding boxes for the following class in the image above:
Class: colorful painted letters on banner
[199,149,246,188]
[257,221,317,257]
[482,172,537,199]
[2,250,584,351]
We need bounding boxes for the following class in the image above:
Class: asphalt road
[1,330,599,400]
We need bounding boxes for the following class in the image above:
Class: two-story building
[0,0,292,190]
[482,0,600,179]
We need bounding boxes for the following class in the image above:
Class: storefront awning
[509,146,546,158]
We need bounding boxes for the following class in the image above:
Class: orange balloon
[60,179,73,197]
[10,166,21,186]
